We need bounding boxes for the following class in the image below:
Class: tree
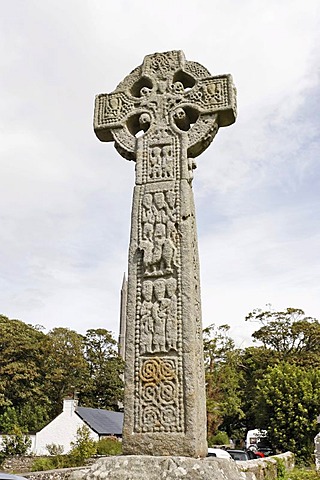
[0,315,49,432]
[44,327,89,418]
[18,404,50,432]
[245,306,320,366]
[81,329,124,410]
[0,313,126,438]
[0,407,19,433]
[203,324,244,442]
[241,306,320,454]
[0,403,49,434]
[254,362,320,460]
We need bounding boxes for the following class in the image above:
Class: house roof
[75,407,123,435]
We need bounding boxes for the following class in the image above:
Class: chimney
[63,398,78,416]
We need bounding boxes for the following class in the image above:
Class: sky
[0,0,319,347]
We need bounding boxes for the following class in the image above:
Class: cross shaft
[94,51,236,457]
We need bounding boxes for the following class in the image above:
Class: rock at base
[70,455,245,480]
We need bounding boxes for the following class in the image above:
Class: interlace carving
[137,357,182,433]
[94,50,236,452]
[94,50,236,162]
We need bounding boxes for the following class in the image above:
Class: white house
[33,399,123,455]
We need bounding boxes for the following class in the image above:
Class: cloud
[0,0,319,346]
[199,193,320,343]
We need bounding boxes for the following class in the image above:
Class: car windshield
[227,450,248,461]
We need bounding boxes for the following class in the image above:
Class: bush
[46,443,64,455]
[68,425,97,466]
[275,458,287,480]
[0,425,31,465]
[31,435,122,472]
[96,437,122,456]
[32,454,73,471]
[31,457,57,471]
[208,431,229,447]
[285,468,320,480]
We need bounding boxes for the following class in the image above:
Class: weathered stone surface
[94,50,236,457]
[71,456,245,480]
[237,452,295,480]
[315,432,320,470]
[21,453,294,480]
[66,453,294,480]
[25,467,91,480]
[1,455,35,473]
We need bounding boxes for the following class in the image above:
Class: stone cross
[315,432,320,471]
[94,50,236,457]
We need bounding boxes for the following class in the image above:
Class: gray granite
[315,432,320,470]
[94,50,236,457]
[73,456,245,480]
[67,453,294,480]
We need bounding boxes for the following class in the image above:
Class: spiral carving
[138,357,180,432]
[139,357,175,386]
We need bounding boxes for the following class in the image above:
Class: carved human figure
[107,95,121,115]
[187,157,197,181]
[162,145,174,178]
[152,279,169,352]
[150,146,162,179]
[165,190,176,212]
[140,280,154,354]
[165,190,176,226]
[151,223,166,274]
[202,81,222,101]
[142,193,155,226]
[165,278,178,351]
[140,223,154,273]
[154,192,168,224]
[161,228,177,273]
[165,190,177,250]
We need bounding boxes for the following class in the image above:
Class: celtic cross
[94,51,236,457]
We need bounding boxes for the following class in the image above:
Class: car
[246,449,265,459]
[257,446,274,457]
[207,448,233,459]
[0,474,28,480]
[225,449,249,461]
[246,449,258,459]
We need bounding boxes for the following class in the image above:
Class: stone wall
[24,466,89,480]
[1,455,35,473]
[238,452,294,480]
[1,456,96,475]
[18,452,294,480]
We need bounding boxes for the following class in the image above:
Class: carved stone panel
[94,50,237,458]
[139,278,179,356]
[139,188,178,278]
[136,356,183,433]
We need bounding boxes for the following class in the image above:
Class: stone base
[70,455,245,480]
